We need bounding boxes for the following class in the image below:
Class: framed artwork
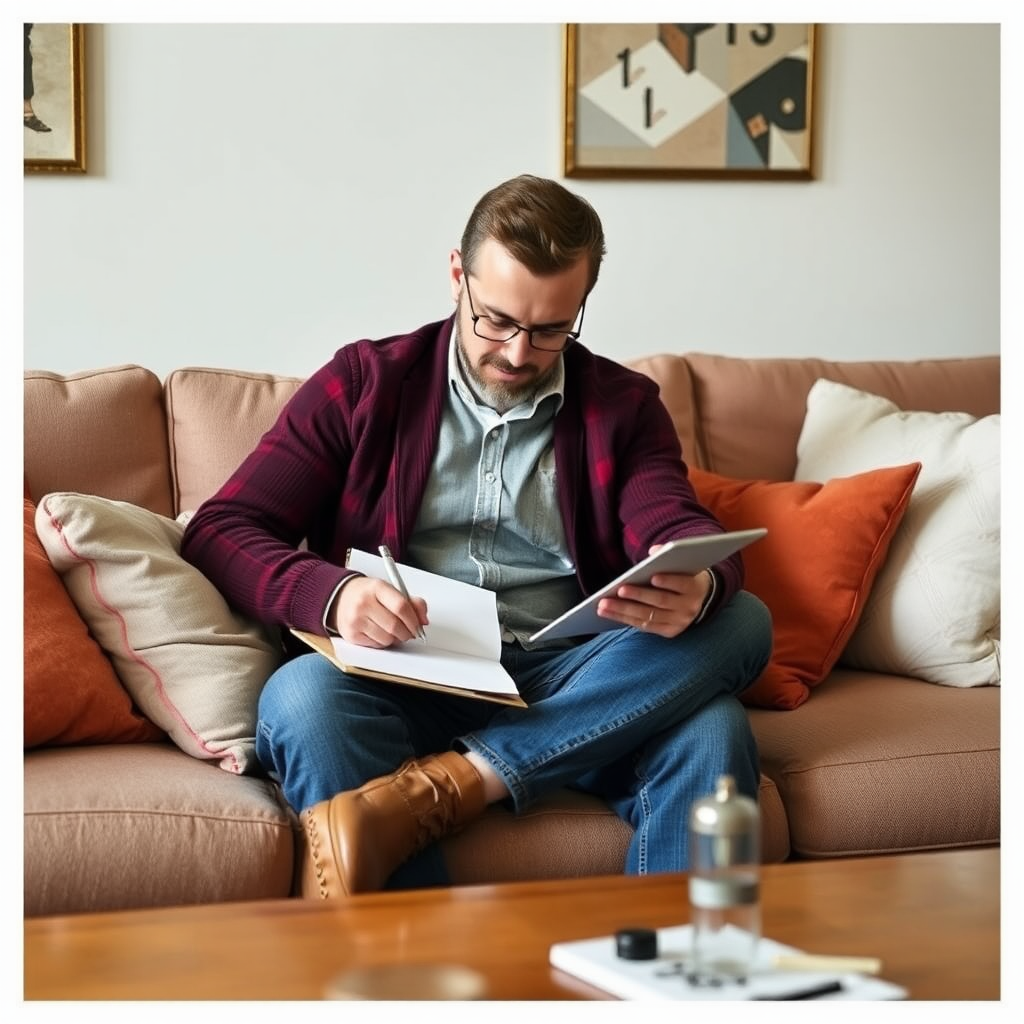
[563,23,816,179]
[24,23,86,174]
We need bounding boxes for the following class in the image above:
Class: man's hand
[595,543,713,637]
[328,577,428,648]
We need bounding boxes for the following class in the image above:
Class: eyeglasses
[463,276,585,353]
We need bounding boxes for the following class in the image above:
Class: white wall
[23,22,1000,380]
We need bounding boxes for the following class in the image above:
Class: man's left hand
[595,544,713,637]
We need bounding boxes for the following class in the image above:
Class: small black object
[615,927,658,960]
[753,980,844,1000]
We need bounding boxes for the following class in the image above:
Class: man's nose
[504,331,535,365]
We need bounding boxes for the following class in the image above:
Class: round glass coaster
[324,963,488,1000]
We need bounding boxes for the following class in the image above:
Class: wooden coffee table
[24,848,998,1000]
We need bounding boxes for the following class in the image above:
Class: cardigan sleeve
[568,359,745,622]
[180,355,357,634]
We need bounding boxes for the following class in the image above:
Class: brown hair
[460,174,606,294]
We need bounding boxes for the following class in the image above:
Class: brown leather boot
[300,751,486,899]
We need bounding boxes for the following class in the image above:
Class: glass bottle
[688,774,760,985]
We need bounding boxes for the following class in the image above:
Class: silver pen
[378,545,427,641]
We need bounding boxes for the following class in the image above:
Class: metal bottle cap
[689,774,759,838]
[615,927,658,961]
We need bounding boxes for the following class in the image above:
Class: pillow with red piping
[34,492,281,773]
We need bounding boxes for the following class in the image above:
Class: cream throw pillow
[35,493,282,773]
[795,380,1000,687]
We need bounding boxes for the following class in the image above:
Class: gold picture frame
[24,23,87,174]
[563,23,816,180]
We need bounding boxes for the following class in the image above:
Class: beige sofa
[23,352,1000,917]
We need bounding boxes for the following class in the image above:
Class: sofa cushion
[165,367,304,515]
[441,774,789,883]
[679,353,999,481]
[24,496,164,748]
[795,380,1000,687]
[24,366,174,516]
[34,492,282,774]
[688,464,921,710]
[24,744,295,916]
[748,670,1000,856]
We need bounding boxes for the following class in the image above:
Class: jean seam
[635,770,652,875]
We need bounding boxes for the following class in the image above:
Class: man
[181,174,772,898]
[24,24,52,133]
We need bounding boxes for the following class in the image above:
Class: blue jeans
[256,590,771,888]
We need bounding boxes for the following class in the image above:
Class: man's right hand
[328,577,428,648]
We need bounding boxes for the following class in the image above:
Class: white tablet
[529,528,767,642]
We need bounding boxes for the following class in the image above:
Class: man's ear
[449,249,464,305]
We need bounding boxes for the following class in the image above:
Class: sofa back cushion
[165,367,304,514]
[633,354,1000,480]
[24,366,174,515]
[26,354,1001,518]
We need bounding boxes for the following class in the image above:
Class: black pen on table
[378,545,427,641]
[753,980,844,1000]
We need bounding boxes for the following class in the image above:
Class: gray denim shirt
[405,331,581,648]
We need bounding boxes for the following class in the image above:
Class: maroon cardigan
[181,317,743,635]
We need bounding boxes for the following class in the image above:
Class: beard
[455,325,560,415]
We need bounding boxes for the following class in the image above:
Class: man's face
[449,239,589,412]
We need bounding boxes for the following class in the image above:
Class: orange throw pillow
[688,463,921,710]
[24,497,164,747]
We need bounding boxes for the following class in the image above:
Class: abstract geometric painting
[564,23,816,179]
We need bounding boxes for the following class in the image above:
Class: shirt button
[485,471,495,482]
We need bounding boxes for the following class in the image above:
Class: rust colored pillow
[688,463,921,710]
[23,497,163,747]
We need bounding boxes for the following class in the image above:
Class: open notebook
[291,549,526,707]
